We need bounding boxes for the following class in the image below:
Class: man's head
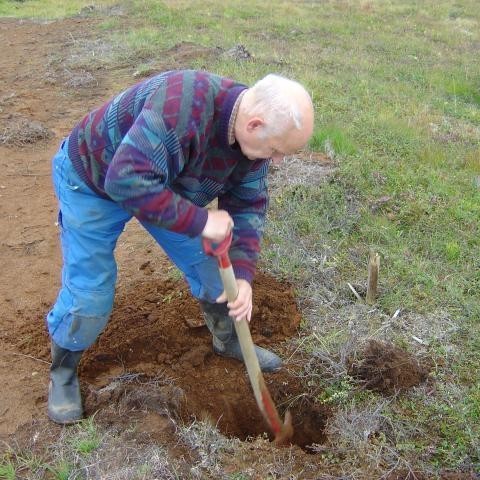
[234,74,314,164]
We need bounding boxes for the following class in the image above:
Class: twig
[22,224,49,230]
[347,282,363,302]
[411,335,427,345]
[6,173,50,177]
[284,336,308,363]
[12,352,50,364]
[391,308,401,320]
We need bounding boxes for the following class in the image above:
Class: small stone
[223,44,252,61]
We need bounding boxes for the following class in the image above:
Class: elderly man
[47,69,314,424]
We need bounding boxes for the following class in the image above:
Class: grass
[0,455,16,480]
[0,415,187,480]
[1,0,480,477]
[0,449,74,480]
[0,0,119,18]
[68,417,102,455]
[309,126,357,157]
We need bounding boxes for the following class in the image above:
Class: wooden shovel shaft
[202,234,293,443]
[218,264,286,437]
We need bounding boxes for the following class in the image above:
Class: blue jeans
[47,139,223,351]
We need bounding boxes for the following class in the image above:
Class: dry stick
[347,282,363,302]
[366,252,380,305]
[12,352,50,364]
[6,173,50,177]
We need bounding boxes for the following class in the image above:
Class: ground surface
[0,16,474,479]
[0,14,330,449]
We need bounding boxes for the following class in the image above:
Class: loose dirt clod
[348,339,428,394]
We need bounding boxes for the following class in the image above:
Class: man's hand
[216,279,252,322]
[202,209,234,243]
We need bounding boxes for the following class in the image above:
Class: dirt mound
[348,340,428,394]
[80,271,301,373]
[10,270,329,448]
[75,272,329,449]
[133,41,223,78]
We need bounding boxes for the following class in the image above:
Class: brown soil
[12,269,329,449]
[348,340,429,395]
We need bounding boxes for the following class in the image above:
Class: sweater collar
[218,85,248,150]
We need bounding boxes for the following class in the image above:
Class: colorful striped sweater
[67,70,269,283]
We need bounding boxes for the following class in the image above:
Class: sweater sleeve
[218,160,269,283]
[104,107,208,236]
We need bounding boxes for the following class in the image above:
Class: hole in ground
[80,273,330,450]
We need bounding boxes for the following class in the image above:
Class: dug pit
[78,272,330,449]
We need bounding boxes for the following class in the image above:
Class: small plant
[136,463,152,478]
[47,459,74,480]
[444,241,461,262]
[69,416,101,455]
[317,374,355,406]
[0,455,16,480]
[228,474,250,480]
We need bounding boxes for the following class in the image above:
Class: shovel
[203,232,293,445]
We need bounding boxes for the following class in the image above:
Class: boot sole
[47,408,83,425]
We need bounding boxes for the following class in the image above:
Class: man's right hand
[201,210,234,242]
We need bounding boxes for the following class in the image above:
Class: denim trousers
[47,138,223,351]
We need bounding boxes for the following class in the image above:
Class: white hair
[248,74,310,137]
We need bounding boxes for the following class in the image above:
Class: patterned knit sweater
[67,70,269,283]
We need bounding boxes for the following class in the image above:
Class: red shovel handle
[202,231,233,268]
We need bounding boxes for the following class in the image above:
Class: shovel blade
[273,409,294,446]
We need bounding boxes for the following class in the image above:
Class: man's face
[236,121,310,165]
[237,131,289,165]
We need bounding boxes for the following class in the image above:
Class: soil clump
[348,339,429,394]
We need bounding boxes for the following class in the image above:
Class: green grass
[46,460,74,480]
[391,383,480,469]
[69,416,102,454]
[0,0,119,18]
[0,455,16,480]
[0,418,102,479]
[2,0,480,475]
[309,126,357,156]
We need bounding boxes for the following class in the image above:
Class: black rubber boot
[47,341,84,424]
[200,301,282,373]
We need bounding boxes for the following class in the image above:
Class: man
[47,69,314,424]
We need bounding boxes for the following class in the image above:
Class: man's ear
[246,117,265,133]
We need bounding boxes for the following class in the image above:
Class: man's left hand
[216,279,252,322]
